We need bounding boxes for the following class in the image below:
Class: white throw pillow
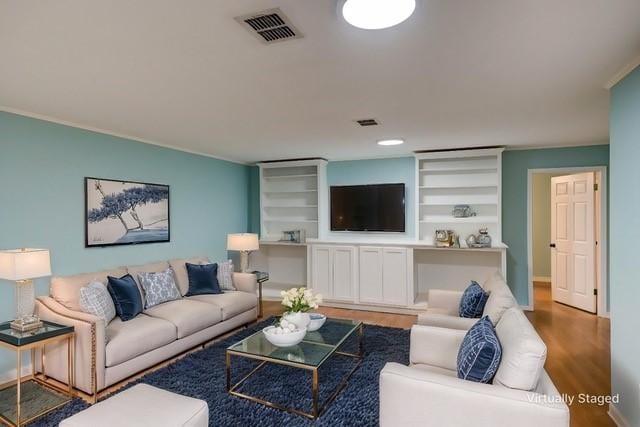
[217,260,235,291]
[493,308,547,391]
[79,281,116,325]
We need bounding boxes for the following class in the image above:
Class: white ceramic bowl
[307,313,327,332]
[263,326,307,347]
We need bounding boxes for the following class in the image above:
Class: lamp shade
[227,234,259,251]
[0,248,52,281]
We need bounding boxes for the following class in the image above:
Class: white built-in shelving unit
[258,159,327,242]
[414,148,503,245]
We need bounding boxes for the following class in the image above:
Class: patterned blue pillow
[457,316,502,383]
[138,268,182,309]
[459,281,489,318]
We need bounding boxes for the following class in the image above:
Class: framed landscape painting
[85,177,170,247]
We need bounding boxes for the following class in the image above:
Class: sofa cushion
[494,307,547,391]
[459,281,489,318]
[107,274,144,321]
[188,291,257,321]
[144,299,222,338]
[169,257,210,296]
[51,267,127,311]
[106,315,177,367]
[482,277,518,326]
[457,316,502,383]
[79,281,116,325]
[126,261,171,295]
[138,268,182,309]
[185,263,221,296]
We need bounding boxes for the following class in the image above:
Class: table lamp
[227,234,259,273]
[0,248,51,331]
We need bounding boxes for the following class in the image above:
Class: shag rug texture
[29,317,410,426]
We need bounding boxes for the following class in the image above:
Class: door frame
[526,166,609,317]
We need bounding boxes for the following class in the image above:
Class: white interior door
[550,173,596,313]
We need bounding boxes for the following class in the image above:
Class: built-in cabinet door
[358,247,384,304]
[332,246,357,302]
[382,248,408,305]
[311,245,333,298]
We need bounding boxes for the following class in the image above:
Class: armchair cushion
[494,308,547,391]
[457,316,501,383]
[482,273,518,325]
[459,281,489,318]
[410,325,466,370]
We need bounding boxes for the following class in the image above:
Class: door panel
[332,246,356,302]
[311,246,332,298]
[382,248,408,306]
[359,247,384,304]
[550,172,596,313]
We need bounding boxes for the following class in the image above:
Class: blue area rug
[29,318,409,426]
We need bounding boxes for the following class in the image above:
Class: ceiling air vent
[356,118,379,127]
[235,8,303,44]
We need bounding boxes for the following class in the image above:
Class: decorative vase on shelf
[283,312,311,330]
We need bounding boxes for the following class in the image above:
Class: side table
[251,271,269,318]
[0,320,75,427]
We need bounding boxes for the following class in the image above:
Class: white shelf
[419,184,498,190]
[264,174,317,180]
[264,205,318,208]
[264,219,318,223]
[263,189,318,194]
[421,195,499,206]
[420,216,498,224]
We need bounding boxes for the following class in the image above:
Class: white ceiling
[1,1,639,163]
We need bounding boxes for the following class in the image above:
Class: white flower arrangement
[280,287,323,314]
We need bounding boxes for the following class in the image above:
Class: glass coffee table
[226,318,363,419]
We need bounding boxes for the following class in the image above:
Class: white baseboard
[0,363,32,384]
[609,403,631,427]
[533,276,552,283]
[520,304,534,311]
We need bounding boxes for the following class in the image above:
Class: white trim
[505,142,609,151]
[0,363,32,384]
[605,55,640,89]
[532,276,551,283]
[520,304,533,312]
[526,166,609,317]
[0,106,248,165]
[608,403,631,427]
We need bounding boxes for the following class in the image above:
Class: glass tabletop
[0,321,74,347]
[228,318,361,368]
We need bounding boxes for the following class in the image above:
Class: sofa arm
[380,363,569,427]
[35,297,106,396]
[416,313,478,331]
[233,272,258,294]
[410,325,465,370]
[426,289,463,315]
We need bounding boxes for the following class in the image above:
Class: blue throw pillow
[457,316,502,383]
[185,263,221,296]
[459,281,489,318]
[107,274,144,321]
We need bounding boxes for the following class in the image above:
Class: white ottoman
[60,384,209,427]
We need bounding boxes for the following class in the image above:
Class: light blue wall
[610,66,640,426]
[0,112,251,377]
[502,145,610,306]
[327,157,416,238]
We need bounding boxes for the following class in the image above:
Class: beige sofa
[35,256,258,401]
[380,307,570,426]
[417,272,518,330]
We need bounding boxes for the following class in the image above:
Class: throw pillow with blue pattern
[138,268,182,309]
[457,316,502,383]
[459,280,489,318]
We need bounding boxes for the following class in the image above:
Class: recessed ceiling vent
[356,118,379,127]
[235,8,303,44]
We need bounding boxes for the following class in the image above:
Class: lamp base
[10,316,43,332]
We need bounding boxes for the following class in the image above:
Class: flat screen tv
[331,184,405,232]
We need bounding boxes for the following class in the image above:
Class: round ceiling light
[342,0,416,30]
[377,139,405,146]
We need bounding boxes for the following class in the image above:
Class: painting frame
[84,177,171,248]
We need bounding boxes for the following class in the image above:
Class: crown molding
[604,55,640,89]
[0,106,248,165]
